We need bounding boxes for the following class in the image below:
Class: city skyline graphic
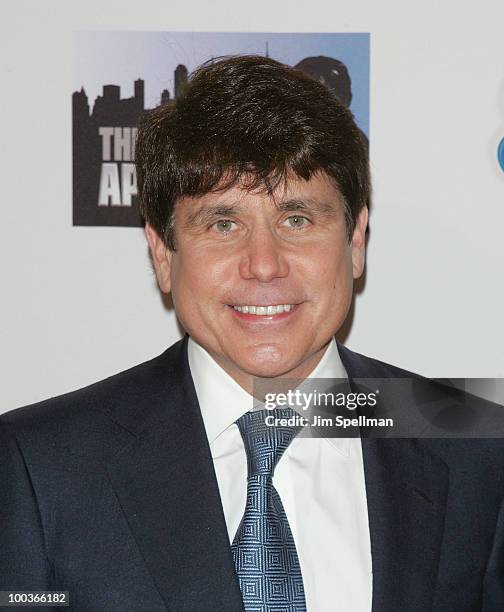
[72,31,370,227]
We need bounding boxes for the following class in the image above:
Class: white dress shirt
[188,337,372,611]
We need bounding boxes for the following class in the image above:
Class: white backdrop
[1,0,503,413]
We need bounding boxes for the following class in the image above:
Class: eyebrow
[277,199,337,215]
[183,198,338,229]
[184,205,240,229]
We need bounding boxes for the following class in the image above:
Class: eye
[284,215,311,229]
[212,219,236,234]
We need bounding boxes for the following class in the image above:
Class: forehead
[176,171,343,216]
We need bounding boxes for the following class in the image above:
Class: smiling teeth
[233,304,293,315]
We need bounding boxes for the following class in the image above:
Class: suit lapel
[106,337,244,612]
[361,439,448,611]
[338,342,449,611]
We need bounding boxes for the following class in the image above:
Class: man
[1,56,503,611]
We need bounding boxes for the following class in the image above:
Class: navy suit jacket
[1,335,504,611]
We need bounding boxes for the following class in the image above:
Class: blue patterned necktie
[232,407,307,612]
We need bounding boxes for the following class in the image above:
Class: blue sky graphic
[74,31,369,137]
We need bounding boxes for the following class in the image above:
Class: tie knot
[236,407,304,477]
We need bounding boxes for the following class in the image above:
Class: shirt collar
[187,337,350,456]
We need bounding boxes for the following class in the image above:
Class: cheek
[169,248,233,302]
[331,253,354,291]
[304,242,353,290]
[169,261,212,336]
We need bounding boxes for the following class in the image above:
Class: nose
[238,225,289,282]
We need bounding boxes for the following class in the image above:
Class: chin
[246,364,290,379]
[238,347,298,379]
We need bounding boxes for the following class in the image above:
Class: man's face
[146,171,367,391]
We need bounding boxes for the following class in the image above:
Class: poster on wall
[72,31,370,227]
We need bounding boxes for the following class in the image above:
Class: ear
[350,206,368,279]
[144,223,173,293]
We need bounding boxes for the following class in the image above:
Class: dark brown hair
[136,54,370,250]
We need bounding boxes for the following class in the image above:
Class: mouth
[227,303,301,321]
[232,304,294,315]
